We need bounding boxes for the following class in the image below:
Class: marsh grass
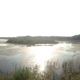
[0,56,80,80]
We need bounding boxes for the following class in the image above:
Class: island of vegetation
[6,36,58,45]
[6,34,80,45]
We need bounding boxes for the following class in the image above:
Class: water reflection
[0,42,77,74]
[21,43,72,71]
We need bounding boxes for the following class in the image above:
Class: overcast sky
[0,0,80,37]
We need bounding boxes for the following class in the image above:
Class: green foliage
[12,68,30,80]
[7,36,58,45]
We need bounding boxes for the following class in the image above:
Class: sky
[0,0,80,37]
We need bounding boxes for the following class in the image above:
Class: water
[0,39,80,74]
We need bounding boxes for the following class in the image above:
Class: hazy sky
[0,0,80,37]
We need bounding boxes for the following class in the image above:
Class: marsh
[0,39,80,75]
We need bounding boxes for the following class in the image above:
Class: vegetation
[7,36,58,45]
[72,34,80,40]
[6,34,80,45]
[0,56,80,80]
[1,34,80,41]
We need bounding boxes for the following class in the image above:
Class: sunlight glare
[33,46,53,71]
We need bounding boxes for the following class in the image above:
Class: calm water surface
[0,39,80,74]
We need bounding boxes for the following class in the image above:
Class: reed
[0,55,80,80]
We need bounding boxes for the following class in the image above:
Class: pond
[0,39,80,74]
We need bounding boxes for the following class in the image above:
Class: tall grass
[0,56,80,80]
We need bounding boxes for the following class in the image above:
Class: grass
[0,56,80,80]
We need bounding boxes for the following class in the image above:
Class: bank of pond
[0,58,80,80]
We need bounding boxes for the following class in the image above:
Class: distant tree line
[71,34,80,40]
[1,34,80,45]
